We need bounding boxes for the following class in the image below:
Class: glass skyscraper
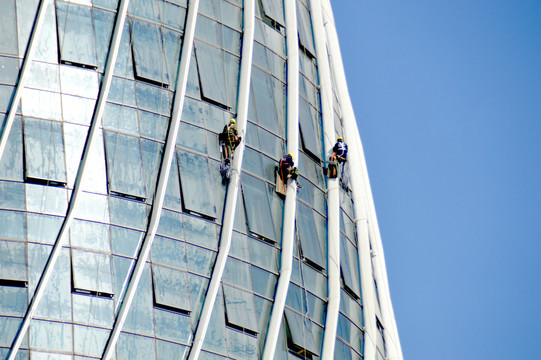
[0,0,402,359]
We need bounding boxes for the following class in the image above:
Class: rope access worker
[279,153,299,181]
[332,137,348,163]
[219,118,242,158]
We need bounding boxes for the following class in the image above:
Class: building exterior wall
[0,0,401,359]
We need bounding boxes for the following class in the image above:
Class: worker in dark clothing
[279,153,299,180]
[332,137,348,163]
[219,118,242,159]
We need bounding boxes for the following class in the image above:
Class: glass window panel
[160,1,187,31]
[223,258,252,290]
[23,118,67,184]
[0,83,14,115]
[164,156,183,211]
[182,97,203,125]
[30,320,72,353]
[306,291,326,325]
[302,262,327,299]
[226,327,258,360]
[183,215,218,249]
[222,26,241,55]
[72,249,113,295]
[128,0,159,20]
[0,116,23,181]
[334,339,353,360]
[56,1,98,67]
[177,122,208,154]
[260,0,285,26]
[72,294,114,327]
[186,243,216,277]
[162,28,183,88]
[152,236,186,269]
[114,22,134,78]
[75,191,109,224]
[122,264,154,335]
[0,210,26,240]
[70,220,110,252]
[296,202,324,269]
[340,235,361,298]
[141,138,163,201]
[241,174,276,241]
[108,196,148,230]
[103,131,146,199]
[94,8,115,72]
[152,264,192,312]
[249,237,278,272]
[0,241,27,282]
[0,286,27,315]
[156,340,188,360]
[243,147,264,177]
[298,99,320,159]
[221,1,242,31]
[202,288,227,355]
[131,19,169,85]
[116,333,156,360]
[0,180,25,210]
[296,2,315,57]
[155,308,192,343]
[0,0,17,55]
[286,284,305,314]
[186,53,201,98]
[259,127,283,159]
[251,67,278,132]
[223,284,258,333]
[27,214,62,245]
[140,110,169,142]
[284,308,318,356]
[195,16,220,46]
[73,325,109,357]
[103,103,138,135]
[251,266,277,298]
[27,62,60,92]
[194,41,228,107]
[156,209,183,240]
[108,76,137,106]
[245,121,260,149]
[135,77,173,115]
[177,150,216,218]
[230,232,250,261]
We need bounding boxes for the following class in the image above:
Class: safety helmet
[337,137,343,142]
[230,119,236,125]
[287,153,293,159]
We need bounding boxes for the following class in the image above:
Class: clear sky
[331,1,541,359]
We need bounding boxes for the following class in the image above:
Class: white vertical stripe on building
[0,0,50,164]
[101,0,201,358]
[321,1,403,358]
[262,0,300,358]
[186,0,255,358]
[309,0,341,358]
[6,0,132,359]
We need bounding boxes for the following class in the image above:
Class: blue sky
[331,1,541,359]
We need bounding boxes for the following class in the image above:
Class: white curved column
[309,0,341,358]
[186,1,255,358]
[6,1,131,359]
[262,0,299,358]
[0,0,50,163]
[321,1,403,359]
[101,0,201,358]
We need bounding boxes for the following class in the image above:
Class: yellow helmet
[287,153,293,159]
[337,136,343,142]
[230,119,236,125]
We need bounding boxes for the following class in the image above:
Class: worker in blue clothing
[332,136,348,163]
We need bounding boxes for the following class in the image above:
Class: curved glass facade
[0,0,401,359]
